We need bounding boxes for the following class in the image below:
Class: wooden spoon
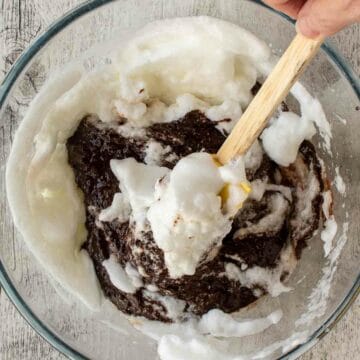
[216,33,324,165]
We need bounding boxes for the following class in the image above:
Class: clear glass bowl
[0,1,359,359]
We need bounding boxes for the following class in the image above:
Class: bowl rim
[0,0,359,359]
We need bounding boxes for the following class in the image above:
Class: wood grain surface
[0,1,359,359]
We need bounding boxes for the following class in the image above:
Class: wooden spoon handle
[216,33,324,164]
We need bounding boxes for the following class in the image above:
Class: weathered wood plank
[0,1,359,359]
[332,25,360,75]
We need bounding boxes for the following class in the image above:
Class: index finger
[263,0,307,18]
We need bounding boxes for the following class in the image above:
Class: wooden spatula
[216,33,324,165]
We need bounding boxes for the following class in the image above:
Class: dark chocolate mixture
[67,110,324,322]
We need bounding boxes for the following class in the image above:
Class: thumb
[297,0,360,38]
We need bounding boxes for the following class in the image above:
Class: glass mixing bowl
[0,1,359,359]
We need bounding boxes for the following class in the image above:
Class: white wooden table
[0,1,359,359]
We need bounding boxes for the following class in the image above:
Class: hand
[264,0,360,38]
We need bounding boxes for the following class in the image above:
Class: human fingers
[263,0,307,18]
[297,0,360,37]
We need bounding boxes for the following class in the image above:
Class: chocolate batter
[67,110,324,322]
